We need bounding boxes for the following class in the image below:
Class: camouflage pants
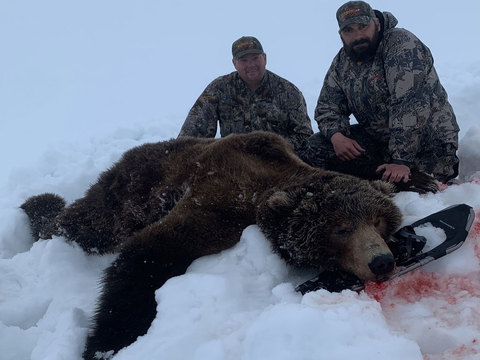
[299,125,459,183]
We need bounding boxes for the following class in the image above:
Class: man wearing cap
[300,1,459,185]
[179,36,313,151]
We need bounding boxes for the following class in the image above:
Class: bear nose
[368,254,394,276]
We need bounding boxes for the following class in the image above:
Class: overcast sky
[1,0,479,180]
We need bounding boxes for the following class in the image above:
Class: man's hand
[376,163,410,183]
[330,132,365,161]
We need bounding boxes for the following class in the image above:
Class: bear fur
[21,132,402,359]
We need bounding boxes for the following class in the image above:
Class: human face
[233,53,267,91]
[340,19,380,62]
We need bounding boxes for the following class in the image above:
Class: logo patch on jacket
[369,74,383,82]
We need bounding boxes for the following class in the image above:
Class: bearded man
[300,1,459,185]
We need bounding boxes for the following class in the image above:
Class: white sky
[1,0,479,180]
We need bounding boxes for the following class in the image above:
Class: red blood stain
[423,342,480,360]
[450,342,479,357]
[365,270,480,305]
[474,213,480,237]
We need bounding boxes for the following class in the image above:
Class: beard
[343,30,380,62]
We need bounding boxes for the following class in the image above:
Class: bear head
[256,173,402,281]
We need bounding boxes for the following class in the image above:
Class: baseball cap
[336,1,376,30]
[232,36,264,60]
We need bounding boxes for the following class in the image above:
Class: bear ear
[369,180,395,195]
[266,191,297,213]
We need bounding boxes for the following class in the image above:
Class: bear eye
[374,219,381,227]
[335,228,352,236]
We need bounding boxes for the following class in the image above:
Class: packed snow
[1,1,480,359]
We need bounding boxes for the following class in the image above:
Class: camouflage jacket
[179,70,313,150]
[315,11,459,164]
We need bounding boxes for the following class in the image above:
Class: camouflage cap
[336,1,376,30]
[232,36,264,60]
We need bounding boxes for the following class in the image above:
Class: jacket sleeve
[178,80,220,138]
[286,91,313,150]
[314,58,352,140]
[383,29,435,164]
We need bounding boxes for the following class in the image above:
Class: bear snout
[368,253,394,279]
[338,222,396,281]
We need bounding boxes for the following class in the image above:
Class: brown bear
[21,131,403,359]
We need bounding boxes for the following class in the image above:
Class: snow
[1,1,480,359]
